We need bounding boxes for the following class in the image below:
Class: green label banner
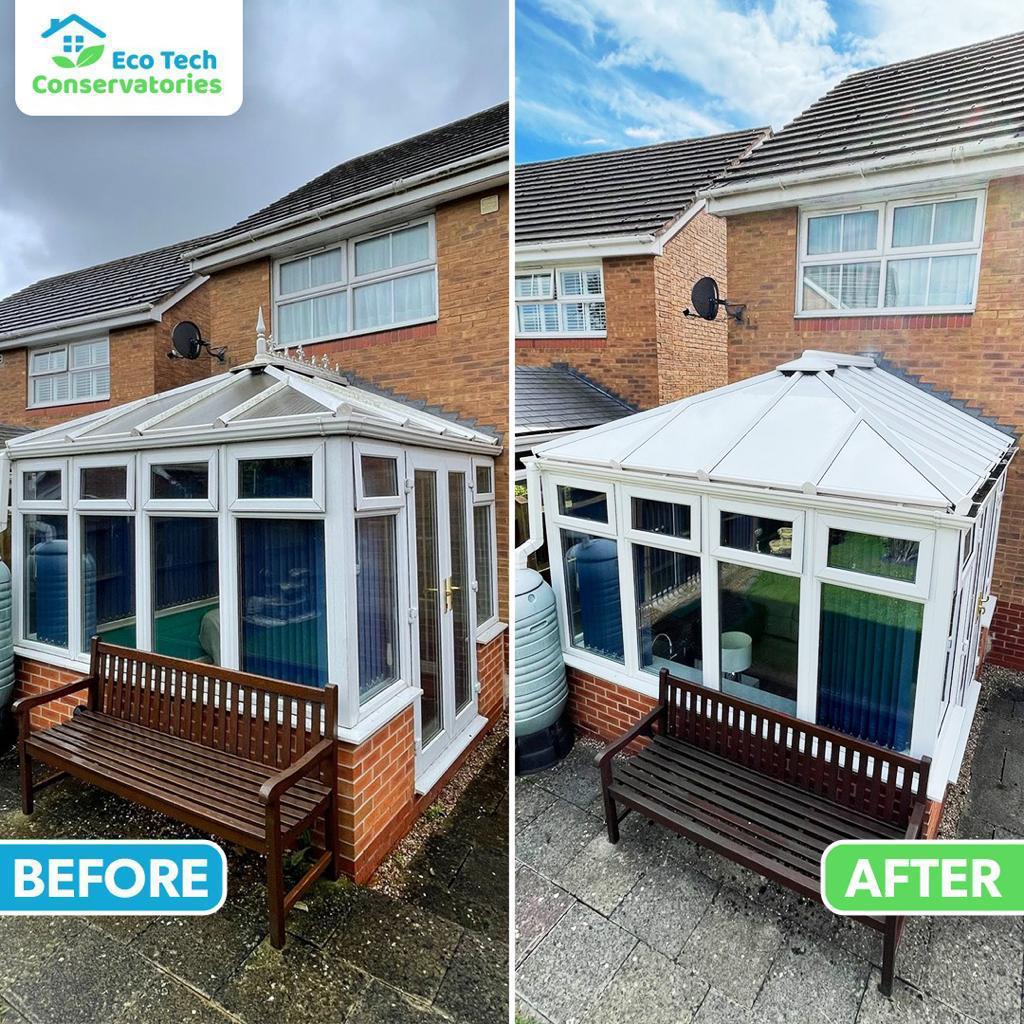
[821,841,1024,915]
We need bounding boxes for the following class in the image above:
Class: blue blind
[82,516,136,649]
[356,516,399,702]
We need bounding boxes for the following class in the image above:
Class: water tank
[514,569,573,774]
[0,561,14,715]
[570,537,624,661]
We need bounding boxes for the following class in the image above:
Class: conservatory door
[410,453,478,780]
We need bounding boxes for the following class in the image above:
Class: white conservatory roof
[534,351,1015,514]
[6,348,500,459]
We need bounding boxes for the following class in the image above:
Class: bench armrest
[13,677,94,728]
[259,738,336,807]
[595,704,664,781]
[904,798,928,840]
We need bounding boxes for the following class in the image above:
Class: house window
[274,219,437,345]
[515,264,606,336]
[29,338,110,408]
[798,191,984,315]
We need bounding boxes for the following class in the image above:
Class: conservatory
[2,323,501,789]
[524,351,1015,801]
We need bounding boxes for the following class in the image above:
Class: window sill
[275,315,438,349]
[27,395,110,411]
[793,309,974,319]
[14,645,89,674]
[476,620,507,645]
[414,713,487,795]
[515,333,607,341]
[336,685,422,745]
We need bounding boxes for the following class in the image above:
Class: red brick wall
[15,658,85,731]
[724,175,1024,668]
[566,666,656,748]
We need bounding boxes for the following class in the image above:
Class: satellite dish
[683,276,746,323]
[169,321,226,363]
[690,277,720,320]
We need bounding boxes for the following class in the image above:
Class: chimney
[48,18,62,32]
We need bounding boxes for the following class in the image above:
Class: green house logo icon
[42,14,106,69]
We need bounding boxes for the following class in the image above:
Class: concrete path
[515,668,1024,1024]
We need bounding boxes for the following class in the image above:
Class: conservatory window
[557,484,608,524]
[798,191,983,315]
[826,529,920,584]
[475,463,494,498]
[238,519,327,688]
[817,583,922,751]
[718,562,799,715]
[633,544,701,681]
[515,264,606,336]
[151,463,209,501]
[561,529,624,663]
[474,503,496,625]
[28,338,109,408]
[361,456,399,499]
[22,469,62,503]
[24,514,68,648]
[720,510,793,559]
[151,517,220,663]
[355,515,400,703]
[239,456,313,499]
[274,219,437,345]
[81,516,136,649]
[631,496,692,541]
[79,466,127,502]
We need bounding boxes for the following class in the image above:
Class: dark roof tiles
[516,363,635,434]
[516,127,767,244]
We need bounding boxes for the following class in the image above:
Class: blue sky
[516,0,1024,163]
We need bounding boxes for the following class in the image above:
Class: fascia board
[515,234,659,264]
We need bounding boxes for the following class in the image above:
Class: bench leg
[880,916,900,996]
[266,811,286,949]
[603,788,619,844]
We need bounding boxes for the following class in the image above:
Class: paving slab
[327,889,463,1001]
[109,969,239,1024]
[585,942,709,1024]
[753,932,870,1024]
[345,981,450,1023]
[678,890,786,1008]
[531,742,604,813]
[558,820,652,916]
[856,969,967,1024]
[517,798,603,878]
[515,864,574,965]
[433,930,509,1024]
[516,782,558,833]
[284,878,363,949]
[611,861,717,959]
[516,902,636,1024]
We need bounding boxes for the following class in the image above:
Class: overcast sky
[517,0,1024,162]
[0,0,509,298]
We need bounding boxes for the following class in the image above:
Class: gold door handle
[444,577,460,612]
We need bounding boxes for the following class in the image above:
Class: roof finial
[255,307,267,356]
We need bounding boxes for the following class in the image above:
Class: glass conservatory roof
[535,351,1015,514]
[5,354,500,458]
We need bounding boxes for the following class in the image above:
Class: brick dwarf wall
[14,629,506,885]
[724,175,1024,669]
[516,210,730,410]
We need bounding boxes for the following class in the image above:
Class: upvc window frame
[73,453,135,512]
[27,336,110,410]
[272,216,438,347]
[353,441,404,512]
[17,459,68,511]
[142,448,219,513]
[711,497,805,573]
[14,505,73,659]
[549,474,617,534]
[472,457,495,502]
[621,484,700,555]
[514,262,607,338]
[814,513,935,601]
[471,494,499,638]
[795,189,986,317]
[227,440,326,513]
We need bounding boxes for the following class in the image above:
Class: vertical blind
[81,516,136,649]
[356,515,399,703]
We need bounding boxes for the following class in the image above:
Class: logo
[43,14,106,69]
[15,1,243,117]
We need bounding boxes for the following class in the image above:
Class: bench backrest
[658,669,929,828]
[90,639,336,770]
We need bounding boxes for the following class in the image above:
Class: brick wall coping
[337,685,422,746]
[476,620,508,645]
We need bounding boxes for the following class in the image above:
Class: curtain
[393,270,435,321]
[892,205,932,247]
[309,248,342,287]
[802,264,841,309]
[929,255,975,306]
[354,279,392,329]
[933,199,976,243]
[841,210,877,251]
[840,262,880,307]
[82,516,136,649]
[474,505,494,622]
[310,292,345,337]
[884,258,929,307]
[356,516,398,702]
[279,257,309,296]
[807,214,841,255]
[392,224,429,267]
[817,583,923,751]
[239,519,327,687]
[355,234,390,276]
[277,301,310,344]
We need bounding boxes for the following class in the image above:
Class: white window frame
[549,474,617,534]
[272,216,438,347]
[711,498,805,573]
[814,513,935,601]
[228,440,326,513]
[17,459,68,511]
[28,337,110,409]
[73,454,135,512]
[472,493,499,636]
[621,484,700,555]
[472,457,495,502]
[515,262,607,338]
[142,448,219,512]
[353,441,405,512]
[796,189,986,317]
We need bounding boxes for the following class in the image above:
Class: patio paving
[0,716,509,1024]
[515,667,1024,1024]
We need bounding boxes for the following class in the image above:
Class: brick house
[1,102,509,883]
[514,128,767,422]
[702,32,1024,678]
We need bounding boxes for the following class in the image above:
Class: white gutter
[703,136,1024,215]
[514,458,545,569]
[185,149,509,272]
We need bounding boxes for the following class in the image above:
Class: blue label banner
[0,840,227,915]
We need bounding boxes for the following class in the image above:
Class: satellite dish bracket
[169,321,227,363]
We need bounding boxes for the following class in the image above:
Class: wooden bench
[597,668,931,996]
[14,639,338,947]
